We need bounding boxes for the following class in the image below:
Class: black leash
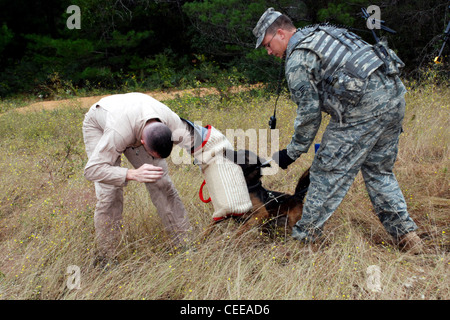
[434,4,450,64]
[269,59,285,130]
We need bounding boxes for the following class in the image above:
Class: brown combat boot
[396,231,424,254]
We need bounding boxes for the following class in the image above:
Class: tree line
[0,0,449,98]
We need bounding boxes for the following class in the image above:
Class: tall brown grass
[0,83,448,300]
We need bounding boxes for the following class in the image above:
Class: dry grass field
[0,82,448,300]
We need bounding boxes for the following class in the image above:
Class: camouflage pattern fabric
[252,7,282,48]
[284,27,418,242]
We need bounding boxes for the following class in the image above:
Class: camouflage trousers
[292,99,418,242]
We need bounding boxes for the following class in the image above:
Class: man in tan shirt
[83,92,196,263]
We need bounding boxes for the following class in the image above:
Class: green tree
[0,24,13,55]
[0,0,448,97]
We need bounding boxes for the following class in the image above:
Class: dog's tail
[294,167,310,200]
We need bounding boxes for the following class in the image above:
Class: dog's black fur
[202,149,310,238]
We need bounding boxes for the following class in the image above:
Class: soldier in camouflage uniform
[253,8,422,252]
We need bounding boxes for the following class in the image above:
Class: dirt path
[13,84,262,114]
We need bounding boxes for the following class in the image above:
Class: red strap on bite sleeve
[199,180,211,203]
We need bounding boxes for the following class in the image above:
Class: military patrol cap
[253,8,282,49]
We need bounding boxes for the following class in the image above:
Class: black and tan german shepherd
[202,149,310,238]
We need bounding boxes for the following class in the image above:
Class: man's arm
[285,49,323,160]
[84,129,163,186]
[126,164,163,183]
[84,131,128,186]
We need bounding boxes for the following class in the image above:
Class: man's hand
[272,149,296,170]
[126,164,163,183]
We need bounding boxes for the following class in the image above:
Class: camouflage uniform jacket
[284,25,406,160]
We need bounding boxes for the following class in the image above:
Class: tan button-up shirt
[84,92,192,186]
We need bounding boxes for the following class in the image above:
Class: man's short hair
[143,122,173,158]
[266,15,296,35]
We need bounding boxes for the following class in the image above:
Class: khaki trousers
[82,106,190,258]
